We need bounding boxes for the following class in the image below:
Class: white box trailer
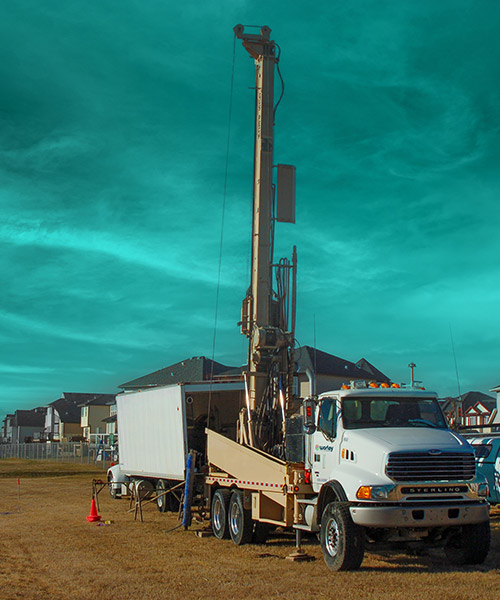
[108,380,245,507]
[118,385,187,480]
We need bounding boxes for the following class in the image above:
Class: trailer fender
[317,480,348,520]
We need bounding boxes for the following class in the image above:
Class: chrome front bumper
[350,502,489,528]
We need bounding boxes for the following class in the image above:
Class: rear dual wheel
[211,488,271,545]
[211,489,232,539]
[228,491,254,545]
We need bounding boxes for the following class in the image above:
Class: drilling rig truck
[108,24,490,571]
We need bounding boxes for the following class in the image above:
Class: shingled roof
[12,408,46,428]
[295,346,389,382]
[48,392,111,423]
[460,391,495,412]
[440,391,496,415]
[119,356,242,390]
[73,392,116,407]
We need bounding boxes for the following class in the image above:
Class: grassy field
[1,460,499,600]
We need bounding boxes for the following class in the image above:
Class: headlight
[477,482,489,498]
[356,485,394,500]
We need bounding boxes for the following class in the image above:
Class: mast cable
[207,33,237,431]
[449,324,462,421]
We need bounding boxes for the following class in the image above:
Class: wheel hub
[325,517,340,557]
[213,498,223,530]
[230,502,241,536]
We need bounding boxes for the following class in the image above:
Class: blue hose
[182,451,195,529]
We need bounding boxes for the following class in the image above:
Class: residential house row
[2,347,499,443]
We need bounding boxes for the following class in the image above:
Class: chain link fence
[0,442,118,468]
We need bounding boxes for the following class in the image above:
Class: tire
[134,479,154,500]
[252,522,272,544]
[228,491,253,545]
[211,489,231,539]
[320,502,365,571]
[156,479,170,513]
[444,521,491,565]
[108,473,120,499]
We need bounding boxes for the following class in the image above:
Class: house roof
[355,358,391,383]
[294,346,390,382]
[72,392,116,407]
[460,391,496,412]
[12,408,46,428]
[49,395,83,423]
[102,414,117,423]
[119,356,242,390]
[440,391,496,414]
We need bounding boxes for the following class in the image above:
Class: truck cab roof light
[369,382,379,388]
[391,383,400,388]
[380,383,390,388]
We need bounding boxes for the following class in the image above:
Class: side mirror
[303,397,316,434]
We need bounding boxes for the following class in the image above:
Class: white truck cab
[302,382,490,569]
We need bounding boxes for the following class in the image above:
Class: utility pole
[408,362,416,386]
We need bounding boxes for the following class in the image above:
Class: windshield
[342,396,448,430]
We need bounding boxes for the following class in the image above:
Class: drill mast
[234,25,296,454]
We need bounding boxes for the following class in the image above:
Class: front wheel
[444,521,491,565]
[320,502,365,571]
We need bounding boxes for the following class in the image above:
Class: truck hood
[337,427,472,486]
[343,427,469,452]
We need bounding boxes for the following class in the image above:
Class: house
[440,391,496,428]
[295,346,390,397]
[120,349,389,399]
[119,356,241,391]
[490,383,500,424]
[1,414,14,443]
[44,393,92,442]
[79,393,117,441]
[10,408,46,443]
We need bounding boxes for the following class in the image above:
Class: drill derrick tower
[234,25,296,456]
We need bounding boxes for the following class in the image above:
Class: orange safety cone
[86,498,101,522]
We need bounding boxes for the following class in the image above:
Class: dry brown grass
[1,461,499,600]
[0,458,107,478]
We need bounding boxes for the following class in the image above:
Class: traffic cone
[86,498,101,522]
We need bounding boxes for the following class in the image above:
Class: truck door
[493,441,500,504]
[312,396,339,490]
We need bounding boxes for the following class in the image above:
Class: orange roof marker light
[380,383,390,388]
[369,382,379,388]
[391,383,401,388]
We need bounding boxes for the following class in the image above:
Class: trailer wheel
[320,502,364,571]
[108,473,120,499]
[444,521,491,565]
[156,479,170,513]
[211,489,231,539]
[228,491,253,545]
[133,479,154,500]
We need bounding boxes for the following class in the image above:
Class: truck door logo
[315,444,334,452]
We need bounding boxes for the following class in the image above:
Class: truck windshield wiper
[408,419,439,429]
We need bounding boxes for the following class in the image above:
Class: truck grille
[386,451,476,482]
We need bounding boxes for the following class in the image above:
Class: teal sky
[2,0,500,421]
